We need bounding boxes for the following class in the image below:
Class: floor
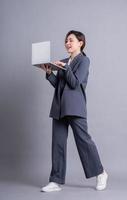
[0,173,127,200]
[0,158,126,200]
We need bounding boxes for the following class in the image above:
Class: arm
[45,71,59,88]
[63,57,90,89]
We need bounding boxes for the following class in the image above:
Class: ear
[79,41,83,48]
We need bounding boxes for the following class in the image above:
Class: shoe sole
[41,188,62,192]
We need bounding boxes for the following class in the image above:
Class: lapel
[69,53,83,72]
[61,52,83,72]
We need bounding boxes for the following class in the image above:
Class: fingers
[45,64,51,70]
[44,64,52,73]
[40,64,46,70]
[53,61,66,67]
[39,64,51,73]
[53,61,60,65]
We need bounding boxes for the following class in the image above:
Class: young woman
[41,30,108,192]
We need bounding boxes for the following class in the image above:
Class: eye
[65,38,73,43]
[69,38,74,42]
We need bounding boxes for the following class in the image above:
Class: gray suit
[45,53,104,184]
[46,52,90,119]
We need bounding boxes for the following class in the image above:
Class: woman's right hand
[53,61,66,67]
[40,64,52,75]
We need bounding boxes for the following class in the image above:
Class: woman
[41,30,108,192]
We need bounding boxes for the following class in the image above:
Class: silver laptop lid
[32,41,50,65]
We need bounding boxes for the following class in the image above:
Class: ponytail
[81,51,86,56]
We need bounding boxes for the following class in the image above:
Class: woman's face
[65,34,83,54]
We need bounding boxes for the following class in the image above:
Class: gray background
[0,0,127,199]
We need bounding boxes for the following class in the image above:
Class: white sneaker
[41,182,62,192]
[96,170,108,190]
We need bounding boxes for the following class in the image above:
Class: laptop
[32,41,66,71]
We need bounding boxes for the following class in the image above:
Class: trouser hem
[86,166,104,179]
[49,177,65,184]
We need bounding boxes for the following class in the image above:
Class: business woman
[41,30,108,192]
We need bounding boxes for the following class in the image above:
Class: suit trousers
[49,116,104,184]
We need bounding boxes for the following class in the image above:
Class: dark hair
[65,30,86,56]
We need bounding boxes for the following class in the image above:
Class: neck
[70,51,81,60]
[70,50,81,60]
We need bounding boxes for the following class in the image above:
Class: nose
[66,42,71,48]
[66,40,70,45]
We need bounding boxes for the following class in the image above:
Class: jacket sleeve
[63,57,90,89]
[45,71,59,88]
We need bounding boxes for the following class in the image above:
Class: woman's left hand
[53,61,66,67]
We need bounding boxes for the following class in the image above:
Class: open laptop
[32,41,66,71]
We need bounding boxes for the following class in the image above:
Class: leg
[69,116,104,178]
[49,117,69,184]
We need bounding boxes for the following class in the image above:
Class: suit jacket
[45,52,90,120]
